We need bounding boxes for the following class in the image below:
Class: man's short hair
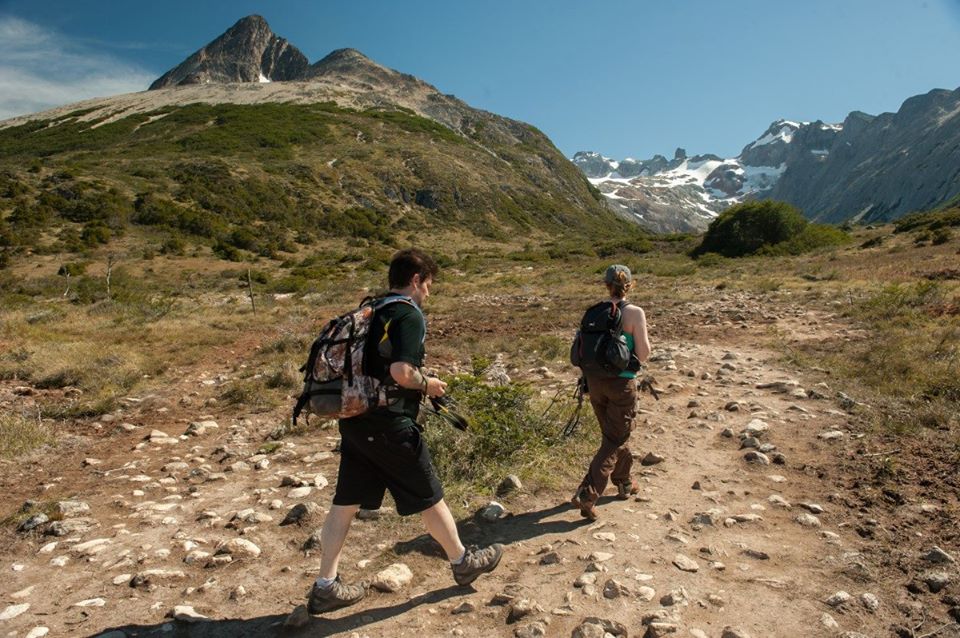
[389,248,439,289]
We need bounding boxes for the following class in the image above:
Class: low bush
[759,223,849,255]
[932,228,952,245]
[265,361,301,390]
[894,207,960,234]
[692,200,848,258]
[320,208,395,244]
[423,374,592,494]
[595,236,654,257]
[220,378,280,411]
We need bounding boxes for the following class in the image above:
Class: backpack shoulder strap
[373,294,425,343]
[608,300,625,332]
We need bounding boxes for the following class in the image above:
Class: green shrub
[60,186,131,228]
[81,223,111,245]
[423,374,579,491]
[692,200,808,258]
[220,378,279,411]
[265,362,301,390]
[160,235,186,255]
[694,252,727,268]
[213,241,245,262]
[596,236,654,257]
[932,228,952,245]
[321,208,394,243]
[244,269,269,285]
[57,262,86,277]
[894,207,960,234]
[229,228,258,251]
[547,242,596,259]
[35,368,83,389]
[759,223,849,255]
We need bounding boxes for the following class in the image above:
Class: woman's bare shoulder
[623,303,646,319]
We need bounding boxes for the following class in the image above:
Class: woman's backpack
[570,301,632,377]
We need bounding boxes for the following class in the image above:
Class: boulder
[215,538,261,560]
[371,563,413,592]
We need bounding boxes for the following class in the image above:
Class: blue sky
[2,0,960,159]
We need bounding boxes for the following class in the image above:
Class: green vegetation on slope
[0,102,637,267]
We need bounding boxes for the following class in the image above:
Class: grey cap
[604,264,632,284]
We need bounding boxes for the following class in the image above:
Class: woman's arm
[625,305,651,363]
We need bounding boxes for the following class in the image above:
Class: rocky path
[1,320,956,637]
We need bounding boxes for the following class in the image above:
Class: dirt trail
[0,303,950,638]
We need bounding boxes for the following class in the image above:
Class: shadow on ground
[89,501,590,637]
[89,585,465,638]
[393,501,589,558]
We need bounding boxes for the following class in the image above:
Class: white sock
[451,550,466,565]
[314,575,336,589]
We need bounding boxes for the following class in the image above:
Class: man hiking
[571,264,651,520]
[307,248,504,614]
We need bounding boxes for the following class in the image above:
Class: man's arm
[390,362,447,398]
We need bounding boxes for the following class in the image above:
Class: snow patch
[738,163,786,195]
[258,73,271,83]
[749,125,797,148]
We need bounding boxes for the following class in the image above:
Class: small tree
[692,200,808,258]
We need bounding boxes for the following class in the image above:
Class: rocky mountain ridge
[149,16,310,89]
[576,87,960,233]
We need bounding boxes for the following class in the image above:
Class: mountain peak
[320,48,371,62]
[149,15,309,89]
[232,14,269,29]
[307,47,387,75]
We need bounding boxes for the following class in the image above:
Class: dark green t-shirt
[342,294,426,430]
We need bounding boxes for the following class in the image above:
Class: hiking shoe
[452,544,504,586]
[616,479,639,500]
[571,488,598,521]
[307,576,366,615]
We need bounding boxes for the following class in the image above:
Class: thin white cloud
[0,15,156,121]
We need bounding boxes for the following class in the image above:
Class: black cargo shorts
[332,417,444,516]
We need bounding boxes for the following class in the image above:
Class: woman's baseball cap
[604,264,632,284]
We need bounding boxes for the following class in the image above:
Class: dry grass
[2,223,957,504]
[761,230,960,436]
[0,412,50,459]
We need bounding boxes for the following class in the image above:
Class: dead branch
[863,448,902,457]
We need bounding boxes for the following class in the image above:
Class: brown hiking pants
[577,375,638,504]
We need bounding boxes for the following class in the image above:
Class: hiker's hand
[425,377,447,398]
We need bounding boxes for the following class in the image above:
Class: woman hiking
[571,264,651,520]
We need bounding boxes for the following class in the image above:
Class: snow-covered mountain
[574,119,842,233]
[578,84,960,233]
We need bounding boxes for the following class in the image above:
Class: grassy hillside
[0,101,636,270]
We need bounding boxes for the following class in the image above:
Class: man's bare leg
[318,504,360,579]
[420,499,466,561]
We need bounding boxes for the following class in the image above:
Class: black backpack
[570,301,633,378]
